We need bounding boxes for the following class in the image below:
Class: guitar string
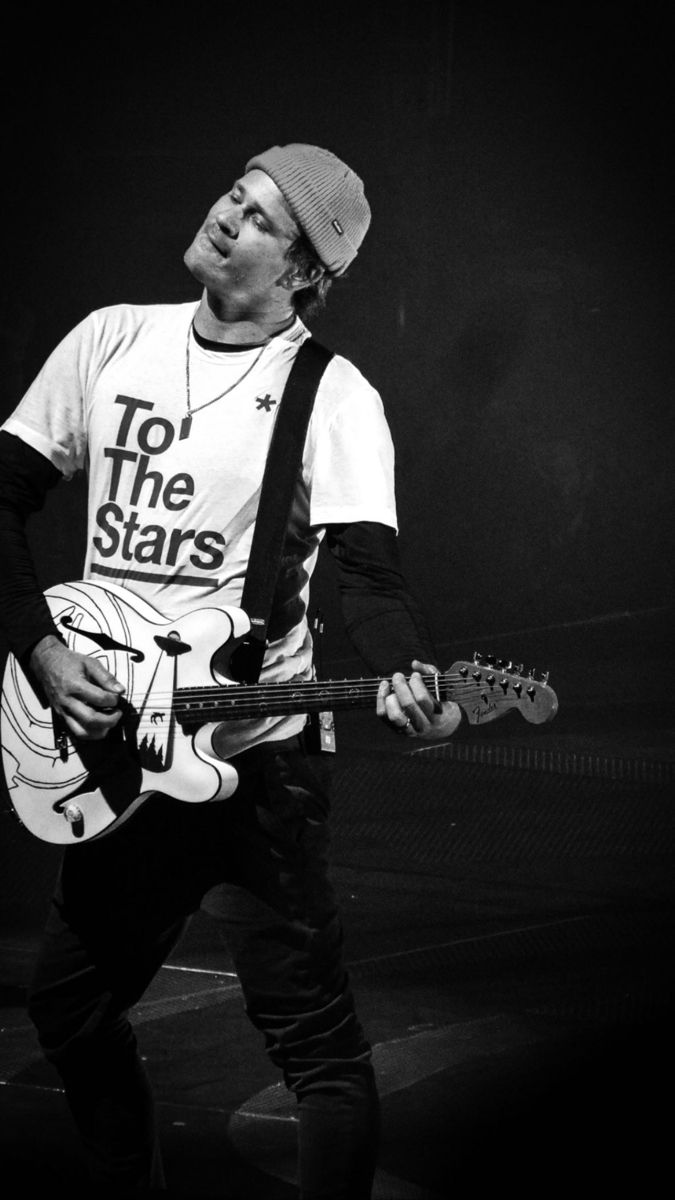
[173,683,526,710]
[107,678,530,731]
[123,670,533,696]
[118,678,532,705]
[117,674,496,707]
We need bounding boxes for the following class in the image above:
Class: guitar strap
[235,335,334,683]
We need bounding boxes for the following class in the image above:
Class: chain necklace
[179,322,267,441]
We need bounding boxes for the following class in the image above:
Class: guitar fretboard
[174,673,449,723]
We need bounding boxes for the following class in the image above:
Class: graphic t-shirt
[2,302,397,754]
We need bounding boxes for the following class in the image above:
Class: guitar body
[1,581,250,844]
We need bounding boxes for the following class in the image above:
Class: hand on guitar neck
[29,633,126,742]
[377,659,462,741]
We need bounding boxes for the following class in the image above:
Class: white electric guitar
[1,580,558,845]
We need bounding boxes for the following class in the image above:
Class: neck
[194,292,296,345]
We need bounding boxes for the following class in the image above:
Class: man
[0,143,460,1198]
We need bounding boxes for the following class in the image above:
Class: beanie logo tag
[331,218,344,236]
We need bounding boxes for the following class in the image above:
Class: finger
[70,681,124,712]
[378,674,437,736]
[387,673,412,721]
[411,661,443,713]
[84,657,125,696]
[72,663,125,709]
[390,671,414,706]
[386,699,413,731]
[383,698,425,736]
[408,672,437,719]
[377,677,415,734]
[376,678,392,719]
[60,698,123,740]
[389,672,433,732]
[384,700,419,736]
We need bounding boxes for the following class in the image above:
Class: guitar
[1,580,558,845]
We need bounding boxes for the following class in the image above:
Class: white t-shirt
[2,301,398,753]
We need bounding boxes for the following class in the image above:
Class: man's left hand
[376,660,462,741]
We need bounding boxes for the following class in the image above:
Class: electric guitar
[1,580,558,845]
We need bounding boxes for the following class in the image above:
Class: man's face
[184,168,301,314]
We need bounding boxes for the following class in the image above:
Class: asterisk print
[255,393,277,412]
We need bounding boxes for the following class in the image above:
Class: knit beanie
[245,143,371,275]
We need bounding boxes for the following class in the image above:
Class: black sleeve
[0,431,63,661]
[325,520,440,676]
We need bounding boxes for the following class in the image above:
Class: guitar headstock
[447,653,559,726]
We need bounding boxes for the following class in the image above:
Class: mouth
[206,228,230,258]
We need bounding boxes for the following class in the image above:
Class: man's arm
[326,521,461,740]
[326,520,438,673]
[0,431,124,739]
[0,431,63,660]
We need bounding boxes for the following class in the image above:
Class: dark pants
[27,739,380,1198]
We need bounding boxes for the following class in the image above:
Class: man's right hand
[29,635,125,741]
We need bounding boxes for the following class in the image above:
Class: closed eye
[228,184,272,234]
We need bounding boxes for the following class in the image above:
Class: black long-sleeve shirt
[0,431,438,675]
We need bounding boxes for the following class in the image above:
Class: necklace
[179,322,267,441]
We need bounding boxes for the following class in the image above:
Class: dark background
[1,0,673,684]
[0,9,673,1191]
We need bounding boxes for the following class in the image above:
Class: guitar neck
[173,663,556,728]
[175,674,446,724]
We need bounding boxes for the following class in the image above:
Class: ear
[281,262,325,292]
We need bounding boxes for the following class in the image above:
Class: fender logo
[471,700,498,722]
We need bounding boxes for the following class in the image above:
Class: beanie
[245,143,371,275]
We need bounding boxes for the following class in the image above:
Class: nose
[215,199,240,240]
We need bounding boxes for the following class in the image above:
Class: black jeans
[27,739,380,1198]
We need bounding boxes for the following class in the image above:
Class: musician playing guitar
[0,144,462,1199]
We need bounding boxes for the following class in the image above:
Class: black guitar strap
[235,336,334,683]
